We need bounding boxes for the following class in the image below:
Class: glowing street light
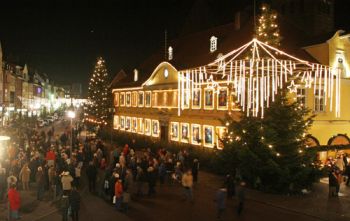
[67,110,76,159]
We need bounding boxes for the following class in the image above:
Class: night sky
[0,0,349,95]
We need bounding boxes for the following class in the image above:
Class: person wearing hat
[61,171,73,195]
[36,166,45,200]
[114,174,123,211]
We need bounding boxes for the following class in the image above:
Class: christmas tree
[217,88,319,193]
[86,57,110,125]
[256,3,281,47]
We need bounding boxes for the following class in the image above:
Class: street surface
[1,119,349,221]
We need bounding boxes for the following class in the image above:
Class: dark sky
[0,0,199,91]
[0,0,349,96]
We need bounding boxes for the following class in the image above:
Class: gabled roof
[113,15,318,89]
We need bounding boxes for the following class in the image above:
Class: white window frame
[120,92,125,107]
[192,88,201,109]
[120,116,125,130]
[181,123,190,143]
[131,117,137,133]
[125,117,131,131]
[204,125,215,148]
[217,87,228,110]
[170,122,179,141]
[114,93,119,107]
[145,91,152,108]
[210,36,218,52]
[138,91,144,107]
[191,124,201,145]
[126,92,131,107]
[314,88,325,112]
[144,119,151,136]
[152,120,160,137]
[204,88,214,110]
[296,87,307,107]
[138,118,144,134]
[113,115,119,129]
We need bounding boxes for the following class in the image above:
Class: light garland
[177,38,341,118]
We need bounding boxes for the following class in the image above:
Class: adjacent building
[0,42,66,125]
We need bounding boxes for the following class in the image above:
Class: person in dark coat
[86,161,97,193]
[215,187,227,220]
[225,174,235,198]
[237,182,246,216]
[147,166,157,196]
[60,194,69,221]
[69,187,81,221]
[329,168,338,197]
[36,167,45,200]
[192,159,199,183]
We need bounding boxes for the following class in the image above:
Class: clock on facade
[164,68,169,79]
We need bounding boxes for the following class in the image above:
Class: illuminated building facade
[112,10,350,160]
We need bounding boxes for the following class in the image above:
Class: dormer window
[210,36,218,52]
[134,69,138,82]
[168,46,173,60]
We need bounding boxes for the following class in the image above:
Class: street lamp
[67,110,76,159]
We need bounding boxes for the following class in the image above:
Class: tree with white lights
[86,57,110,125]
[256,3,281,47]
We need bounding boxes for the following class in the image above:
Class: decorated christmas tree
[86,57,110,125]
[256,3,281,47]
[218,89,319,193]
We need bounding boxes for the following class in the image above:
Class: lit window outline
[126,92,131,107]
[215,126,227,149]
[114,92,119,107]
[210,36,218,52]
[120,92,125,107]
[203,125,215,148]
[192,88,201,109]
[152,120,160,137]
[180,123,190,143]
[217,87,229,110]
[138,91,144,107]
[144,119,152,136]
[204,88,214,110]
[314,87,325,112]
[170,122,179,141]
[191,124,202,145]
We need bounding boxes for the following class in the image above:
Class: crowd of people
[327,154,350,197]
[0,120,84,220]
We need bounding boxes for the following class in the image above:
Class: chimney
[234,11,241,30]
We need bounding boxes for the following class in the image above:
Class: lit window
[210,36,218,52]
[314,88,325,112]
[168,46,173,61]
[297,88,306,107]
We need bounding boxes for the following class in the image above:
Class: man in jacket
[61,171,73,195]
[86,161,97,193]
[181,170,193,202]
[69,186,81,221]
[36,167,45,200]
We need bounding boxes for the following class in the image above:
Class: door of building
[161,125,168,142]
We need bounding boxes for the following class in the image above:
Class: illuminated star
[287,80,299,93]
[304,73,314,88]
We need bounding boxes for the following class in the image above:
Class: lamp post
[67,110,76,159]
[108,108,114,145]
[0,135,10,221]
